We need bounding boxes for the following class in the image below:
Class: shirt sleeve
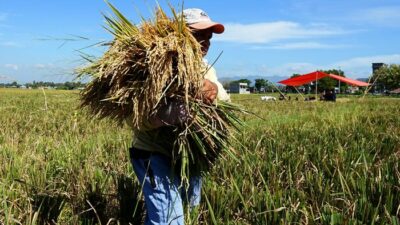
[203,66,231,102]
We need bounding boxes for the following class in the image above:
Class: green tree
[10,81,19,87]
[254,79,267,91]
[25,81,85,89]
[231,79,251,86]
[317,69,347,92]
[221,80,231,90]
[370,64,400,92]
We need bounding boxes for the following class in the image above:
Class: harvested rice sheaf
[77,3,246,181]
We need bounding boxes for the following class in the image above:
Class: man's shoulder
[204,65,218,81]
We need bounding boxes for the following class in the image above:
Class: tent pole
[315,72,318,100]
[269,81,287,99]
[294,86,305,100]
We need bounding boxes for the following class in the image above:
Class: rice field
[0,88,399,224]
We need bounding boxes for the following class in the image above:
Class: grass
[0,88,399,224]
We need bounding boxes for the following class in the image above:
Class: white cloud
[328,54,400,78]
[219,54,400,80]
[330,54,400,70]
[261,62,319,78]
[251,42,350,50]
[271,54,400,78]
[34,64,55,70]
[279,54,400,78]
[351,7,400,27]
[34,64,47,69]
[218,62,318,78]
[214,21,348,44]
[4,64,19,70]
[0,41,22,47]
[0,74,12,81]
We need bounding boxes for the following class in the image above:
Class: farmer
[129,8,229,225]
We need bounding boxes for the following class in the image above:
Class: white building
[230,82,250,94]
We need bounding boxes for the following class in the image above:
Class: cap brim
[189,22,225,34]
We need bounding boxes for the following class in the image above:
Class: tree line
[0,81,86,90]
[223,79,277,92]
[2,65,399,92]
[225,65,400,94]
[224,70,348,93]
[370,64,400,92]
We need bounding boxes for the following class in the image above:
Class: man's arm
[146,79,218,129]
[201,79,218,103]
[203,66,231,102]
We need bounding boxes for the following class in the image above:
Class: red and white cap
[182,8,225,34]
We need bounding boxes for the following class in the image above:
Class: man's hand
[202,79,218,103]
[149,99,192,128]
[147,80,218,128]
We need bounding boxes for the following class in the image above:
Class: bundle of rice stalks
[77,2,247,182]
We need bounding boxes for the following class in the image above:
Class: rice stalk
[76,2,246,182]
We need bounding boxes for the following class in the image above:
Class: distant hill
[218,75,288,86]
[357,78,369,82]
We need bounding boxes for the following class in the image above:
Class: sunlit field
[1,88,399,224]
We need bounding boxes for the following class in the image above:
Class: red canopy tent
[278,71,370,100]
[278,71,370,87]
[327,74,370,87]
[390,88,400,94]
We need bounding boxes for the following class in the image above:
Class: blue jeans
[130,149,202,225]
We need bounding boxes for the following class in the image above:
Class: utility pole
[315,72,318,100]
[338,67,341,94]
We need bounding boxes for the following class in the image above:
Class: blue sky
[1,0,400,83]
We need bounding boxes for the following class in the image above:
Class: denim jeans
[130,148,202,225]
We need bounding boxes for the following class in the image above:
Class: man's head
[182,8,224,56]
